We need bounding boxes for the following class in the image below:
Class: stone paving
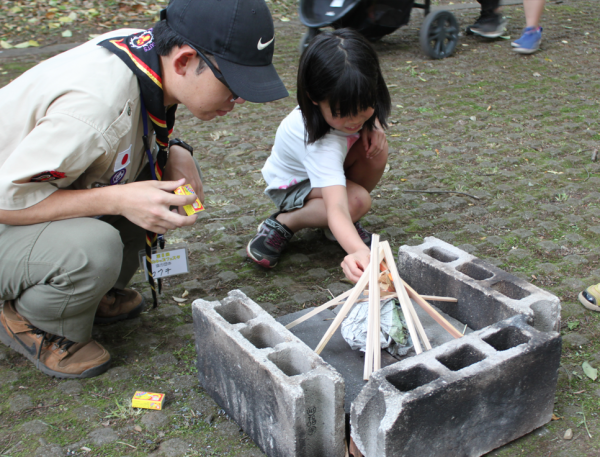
[1,1,600,456]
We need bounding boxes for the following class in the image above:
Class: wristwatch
[168,138,194,156]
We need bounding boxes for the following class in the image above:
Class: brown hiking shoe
[94,288,145,324]
[0,301,111,378]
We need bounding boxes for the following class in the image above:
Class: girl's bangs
[327,70,377,118]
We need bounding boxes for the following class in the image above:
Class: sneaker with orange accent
[0,301,111,378]
[94,288,145,324]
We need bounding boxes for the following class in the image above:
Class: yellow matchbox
[174,184,205,216]
[132,391,165,410]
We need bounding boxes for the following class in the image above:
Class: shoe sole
[513,46,540,54]
[578,291,600,312]
[0,321,111,379]
[471,29,505,38]
[93,298,146,325]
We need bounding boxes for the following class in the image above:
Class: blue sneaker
[512,27,542,54]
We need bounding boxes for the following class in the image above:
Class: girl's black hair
[297,28,391,144]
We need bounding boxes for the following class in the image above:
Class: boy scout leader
[0,0,288,379]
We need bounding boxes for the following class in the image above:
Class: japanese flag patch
[114,145,132,172]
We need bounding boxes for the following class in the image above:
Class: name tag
[138,247,189,280]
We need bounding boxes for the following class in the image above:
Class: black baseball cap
[160,0,289,103]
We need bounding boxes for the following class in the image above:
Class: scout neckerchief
[99,29,177,308]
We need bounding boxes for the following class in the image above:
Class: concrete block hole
[386,365,440,393]
[239,323,286,349]
[424,246,458,263]
[268,348,314,377]
[215,301,256,325]
[491,280,531,300]
[456,262,494,280]
[436,345,487,372]
[483,327,531,352]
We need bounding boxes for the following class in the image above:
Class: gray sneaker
[247,214,294,268]
[467,13,507,38]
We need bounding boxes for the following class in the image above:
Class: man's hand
[163,144,204,215]
[361,117,387,159]
[341,248,371,283]
[115,178,198,233]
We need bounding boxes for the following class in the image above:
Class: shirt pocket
[102,99,133,151]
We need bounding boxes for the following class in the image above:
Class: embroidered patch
[129,30,154,52]
[114,145,132,172]
[110,169,127,185]
[30,171,66,183]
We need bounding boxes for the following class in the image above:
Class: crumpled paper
[341,298,413,356]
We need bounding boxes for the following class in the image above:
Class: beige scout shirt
[0,29,157,211]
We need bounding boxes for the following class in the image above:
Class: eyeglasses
[187,43,240,101]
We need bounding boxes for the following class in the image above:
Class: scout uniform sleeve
[0,109,124,211]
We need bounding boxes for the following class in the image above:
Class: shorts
[265,179,312,213]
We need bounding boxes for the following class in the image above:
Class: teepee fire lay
[286,235,464,380]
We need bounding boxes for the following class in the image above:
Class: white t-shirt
[262,107,360,191]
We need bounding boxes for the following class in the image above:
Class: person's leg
[0,218,120,377]
[276,136,387,231]
[0,218,123,342]
[524,0,545,28]
[512,0,545,53]
[468,0,506,38]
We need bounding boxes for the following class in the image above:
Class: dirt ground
[1,0,599,456]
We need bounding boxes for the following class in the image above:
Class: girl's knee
[348,185,371,219]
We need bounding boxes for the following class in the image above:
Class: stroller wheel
[299,28,320,53]
[420,10,459,59]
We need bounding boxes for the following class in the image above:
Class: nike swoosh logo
[257,37,274,51]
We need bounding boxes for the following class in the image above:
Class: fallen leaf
[551,413,562,421]
[582,361,597,381]
[533,72,541,77]
[81,447,92,452]
[134,425,142,432]
[182,290,189,298]
[62,30,72,38]
[14,42,31,49]
[280,17,290,22]
[59,16,74,23]
[172,296,187,303]
[10,6,22,13]
[0,41,13,49]
[564,428,573,440]
[487,105,491,111]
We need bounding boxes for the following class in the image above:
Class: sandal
[578,283,600,312]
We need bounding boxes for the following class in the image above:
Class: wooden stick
[315,262,372,355]
[285,288,353,330]
[402,280,463,339]
[380,242,423,354]
[364,235,381,380]
[420,295,458,303]
[373,241,381,373]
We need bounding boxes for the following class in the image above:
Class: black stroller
[299,0,459,59]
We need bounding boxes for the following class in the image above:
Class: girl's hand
[361,117,388,159]
[341,248,371,283]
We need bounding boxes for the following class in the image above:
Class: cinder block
[192,290,345,457]
[398,237,561,332]
[351,314,562,457]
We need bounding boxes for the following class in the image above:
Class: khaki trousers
[0,215,145,343]
[0,160,202,343]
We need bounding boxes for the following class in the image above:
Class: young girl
[247,28,391,283]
